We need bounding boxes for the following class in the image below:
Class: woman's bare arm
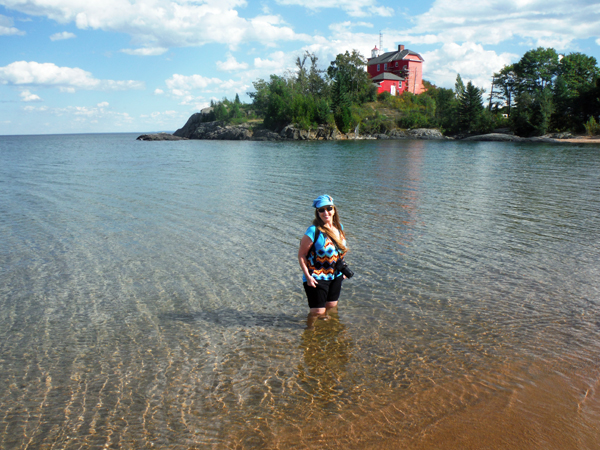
[298,235,317,287]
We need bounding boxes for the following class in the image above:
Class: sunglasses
[318,206,334,213]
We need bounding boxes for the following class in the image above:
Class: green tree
[213,101,228,121]
[510,48,559,135]
[458,81,484,133]
[511,87,554,136]
[263,75,294,130]
[306,52,328,97]
[248,78,270,117]
[295,53,309,95]
[556,53,599,95]
[514,47,559,93]
[327,50,375,104]
[331,70,354,133]
[391,91,437,129]
[454,74,465,99]
[228,100,244,121]
[492,65,518,115]
[424,84,458,133]
[552,53,600,130]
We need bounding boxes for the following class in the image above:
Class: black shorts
[303,276,343,309]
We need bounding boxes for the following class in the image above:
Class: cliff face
[174,119,254,140]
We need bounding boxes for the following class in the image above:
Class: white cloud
[154,88,164,95]
[23,102,133,122]
[302,0,600,90]
[50,31,76,41]
[410,0,600,49]
[275,0,394,17]
[23,105,48,111]
[19,102,138,132]
[217,54,249,71]
[253,57,280,71]
[163,72,248,102]
[0,61,144,91]
[1,0,309,49]
[422,42,517,88]
[219,79,250,93]
[253,51,288,71]
[165,73,223,96]
[19,89,42,101]
[121,47,168,56]
[328,21,375,34]
[141,109,187,125]
[142,110,179,119]
[0,14,25,36]
[177,95,210,108]
[301,27,380,65]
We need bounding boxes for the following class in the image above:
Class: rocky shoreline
[137,112,446,142]
[137,113,598,144]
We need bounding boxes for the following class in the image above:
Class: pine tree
[458,81,484,133]
[454,74,465,99]
[331,71,353,133]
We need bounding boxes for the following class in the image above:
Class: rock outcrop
[174,120,253,140]
[139,117,598,144]
[139,112,448,142]
[461,133,523,142]
[136,133,187,141]
[407,128,445,139]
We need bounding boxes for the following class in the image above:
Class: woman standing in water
[298,195,351,318]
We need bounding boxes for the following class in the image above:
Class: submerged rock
[462,132,578,143]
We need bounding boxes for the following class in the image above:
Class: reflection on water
[299,312,353,411]
[1,134,600,449]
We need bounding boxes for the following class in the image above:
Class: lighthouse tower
[371,45,379,58]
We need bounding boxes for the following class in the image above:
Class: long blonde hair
[313,206,347,253]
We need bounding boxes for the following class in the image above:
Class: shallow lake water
[1,133,600,449]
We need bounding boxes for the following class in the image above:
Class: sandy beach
[562,136,600,144]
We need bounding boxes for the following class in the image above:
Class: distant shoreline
[136,129,600,144]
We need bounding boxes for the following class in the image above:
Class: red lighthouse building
[367,44,426,95]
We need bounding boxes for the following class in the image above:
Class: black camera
[336,258,354,279]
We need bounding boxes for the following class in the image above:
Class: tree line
[491,48,600,136]
[208,47,600,137]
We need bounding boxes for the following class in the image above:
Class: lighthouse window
[377,64,380,71]
[384,63,387,70]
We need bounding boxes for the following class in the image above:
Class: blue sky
[1,0,599,135]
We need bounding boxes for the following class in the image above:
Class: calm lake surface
[1,133,600,449]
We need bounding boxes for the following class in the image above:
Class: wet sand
[403,362,600,450]
[234,356,600,450]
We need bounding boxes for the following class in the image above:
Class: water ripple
[1,135,599,448]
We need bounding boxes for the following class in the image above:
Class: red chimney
[398,44,405,51]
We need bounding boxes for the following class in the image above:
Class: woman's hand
[306,276,318,288]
